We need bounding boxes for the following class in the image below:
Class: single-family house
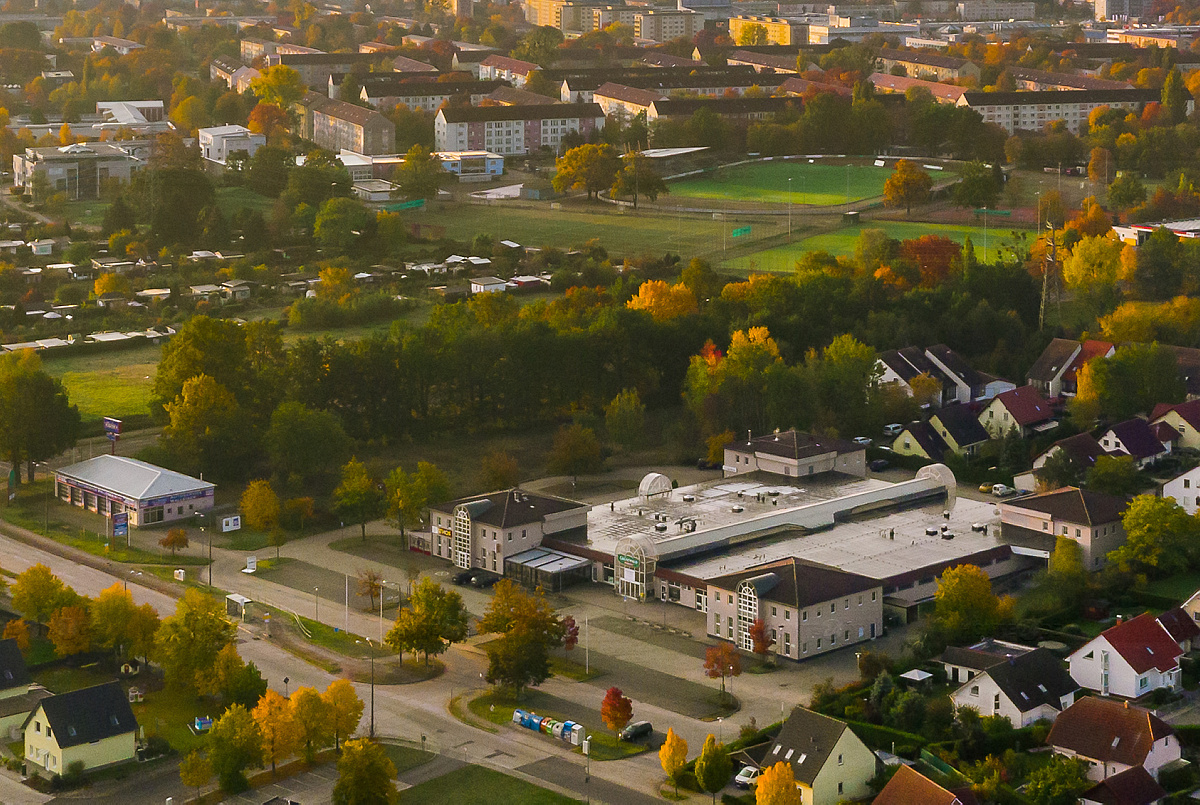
[891,421,945,462]
[877,346,956,407]
[1150,400,1200,451]
[949,648,1079,726]
[999,487,1128,569]
[1027,338,1115,398]
[1181,587,1200,626]
[1155,606,1199,653]
[0,639,48,739]
[745,707,876,804]
[1032,433,1109,478]
[469,277,509,294]
[1098,419,1169,468]
[926,343,1015,402]
[1080,766,1166,805]
[1046,696,1179,782]
[929,404,990,458]
[24,682,138,776]
[1067,613,1184,699]
[938,638,1036,685]
[873,763,979,805]
[220,280,253,302]
[878,344,1013,406]
[979,385,1056,438]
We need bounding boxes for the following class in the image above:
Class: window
[1140,676,1149,690]
[771,606,777,616]
[844,630,850,640]
[838,783,843,795]
[817,638,822,648]
[830,603,835,614]
[970,685,979,696]
[844,599,849,610]
[785,611,790,620]
[802,611,807,621]
[34,722,39,734]
[802,642,808,653]
[872,591,877,601]
[507,532,512,541]
[831,633,836,644]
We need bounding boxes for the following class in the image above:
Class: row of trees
[552,145,668,208]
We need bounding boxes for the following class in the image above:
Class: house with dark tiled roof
[878,345,1013,407]
[938,638,1035,684]
[1047,696,1180,782]
[723,429,866,479]
[930,405,990,457]
[890,421,945,462]
[926,344,1014,403]
[874,765,978,805]
[1098,419,1170,468]
[24,682,137,776]
[705,557,882,662]
[979,385,1056,438]
[427,488,589,572]
[1154,606,1199,653]
[0,638,49,738]
[950,647,1079,726]
[998,487,1127,570]
[877,347,956,406]
[1080,765,1167,805]
[1027,338,1082,398]
[1032,433,1109,478]
[1150,399,1200,451]
[1067,613,1185,699]
[739,707,876,804]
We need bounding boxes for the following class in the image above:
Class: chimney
[1116,615,1123,625]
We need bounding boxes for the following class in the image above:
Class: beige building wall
[805,728,876,804]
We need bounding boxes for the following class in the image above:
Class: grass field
[61,186,275,230]
[403,764,579,804]
[670,161,897,206]
[723,220,1032,272]
[431,203,781,257]
[42,342,160,424]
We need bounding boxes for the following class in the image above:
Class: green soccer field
[722,220,1032,273]
[670,161,900,206]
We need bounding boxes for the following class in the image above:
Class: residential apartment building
[434,103,605,155]
[998,486,1127,569]
[729,15,808,45]
[349,77,507,111]
[868,72,966,102]
[427,488,589,572]
[298,93,395,155]
[957,89,1175,134]
[478,55,540,87]
[726,50,801,73]
[588,5,639,30]
[265,52,385,88]
[956,0,1035,18]
[877,48,980,81]
[13,142,148,200]
[634,9,702,41]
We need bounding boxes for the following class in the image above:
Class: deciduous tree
[601,686,633,736]
[2,619,29,653]
[265,402,351,483]
[332,738,397,805]
[604,388,646,449]
[659,728,688,796]
[357,569,383,611]
[155,588,236,693]
[159,528,189,557]
[241,480,281,533]
[11,564,68,627]
[250,65,306,109]
[695,734,733,804]
[932,564,1012,643]
[703,643,742,702]
[478,451,520,490]
[48,605,91,657]
[386,461,450,545]
[755,760,801,805]
[547,424,603,483]
[209,643,266,708]
[626,280,698,321]
[334,458,384,541]
[162,374,249,480]
[90,583,139,659]
[208,704,264,793]
[953,161,1000,209]
[883,159,932,216]
[610,150,667,209]
[553,144,620,200]
[749,618,774,665]
[0,352,80,484]
[1085,454,1140,496]
[1025,756,1090,805]
[1110,494,1200,576]
[385,578,469,664]
[290,686,332,763]
[179,750,213,800]
[253,689,301,773]
[480,580,564,697]
[393,144,445,200]
[323,678,364,751]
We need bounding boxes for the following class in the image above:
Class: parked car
[992,484,1018,497]
[868,459,889,472]
[734,766,760,789]
[452,570,474,585]
[978,482,994,493]
[619,721,653,742]
[470,572,499,588]
[883,423,903,437]
[852,436,872,446]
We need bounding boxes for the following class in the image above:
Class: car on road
[734,766,760,789]
[883,423,904,437]
[992,484,1018,497]
[868,459,889,472]
[852,436,872,446]
[619,721,653,742]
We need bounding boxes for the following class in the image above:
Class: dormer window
[784,749,794,760]
[67,726,76,737]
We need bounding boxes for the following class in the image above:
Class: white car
[883,423,903,437]
[734,766,759,789]
[992,484,1018,497]
[852,436,872,446]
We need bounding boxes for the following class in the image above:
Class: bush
[1160,762,1199,792]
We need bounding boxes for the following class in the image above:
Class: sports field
[434,203,784,256]
[670,161,899,206]
[723,220,1031,273]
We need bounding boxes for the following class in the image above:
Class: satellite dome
[638,472,672,498]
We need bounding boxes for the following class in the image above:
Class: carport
[504,547,590,592]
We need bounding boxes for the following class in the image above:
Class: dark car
[619,721,653,742]
[453,570,474,585]
[868,459,890,472]
[470,572,499,588]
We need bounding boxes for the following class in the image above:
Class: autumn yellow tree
[908,372,942,408]
[253,689,301,773]
[241,480,280,533]
[931,564,1012,643]
[290,686,332,763]
[626,280,698,321]
[94,273,130,297]
[659,727,688,796]
[2,618,29,652]
[756,761,802,805]
[315,265,355,302]
[322,678,364,751]
[159,528,189,556]
[883,159,933,216]
[48,605,91,657]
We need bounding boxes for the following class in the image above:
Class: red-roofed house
[1047,696,1179,782]
[1064,340,1115,395]
[874,765,978,805]
[1155,606,1200,652]
[1150,399,1200,451]
[1067,613,1184,699]
[979,385,1055,438]
[478,55,539,87]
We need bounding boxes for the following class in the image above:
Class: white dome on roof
[638,472,672,498]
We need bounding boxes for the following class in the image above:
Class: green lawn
[723,220,1032,272]
[402,764,579,804]
[132,685,214,753]
[468,690,647,762]
[670,161,897,206]
[381,743,435,774]
[429,203,778,258]
[60,186,272,231]
[1146,572,1200,602]
[41,342,161,425]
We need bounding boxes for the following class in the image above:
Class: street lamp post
[357,639,376,738]
[787,176,792,240]
[314,587,319,623]
[379,580,388,644]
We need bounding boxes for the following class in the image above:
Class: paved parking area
[226,765,338,805]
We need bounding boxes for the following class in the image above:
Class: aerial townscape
[8,0,1200,803]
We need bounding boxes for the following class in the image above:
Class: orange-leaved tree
[601,686,633,736]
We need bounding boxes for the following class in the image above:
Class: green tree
[694,734,733,805]
[152,316,251,413]
[547,423,603,483]
[162,374,250,480]
[266,402,351,483]
[511,25,563,67]
[1161,65,1190,126]
[478,451,521,490]
[208,704,264,793]
[1084,455,1141,496]
[480,580,564,697]
[332,738,398,805]
[241,480,280,533]
[11,564,69,628]
[1075,342,1184,421]
[883,159,932,216]
[155,588,236,693]
[101,194,136,236]
[1025,756,1091,805]
[250,65,306,109]
[179,750,213,800]
[386,462,451,546]
[604,388,645,450]
[659,728,688,796]
[0,351,80,483]
[334,458,384,540]
[737,22,769,46]
[953,161,1001,208]
[932,564,1010,643]
[210,642,267,708]
[314,197,371,251]
[1063,234,1123,315]
[1107,172,1147,210]
[290,686,332,763]
[553,144,620,200]
[393,144,445,200]
[385,577,469,664]
[1110,494,1200,576]
[610,151,668,209]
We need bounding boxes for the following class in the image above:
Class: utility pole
[1040,222,1055,331]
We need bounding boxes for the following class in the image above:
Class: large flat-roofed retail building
[53,455,215,526]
